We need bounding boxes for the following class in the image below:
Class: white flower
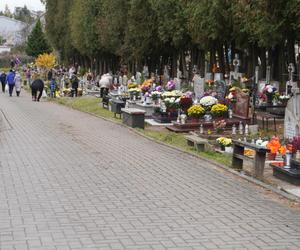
[200,96,218,106]
[279,95,289,100]
[228,92,233,99]
[256,139,263,146]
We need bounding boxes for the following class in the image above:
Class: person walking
[50,78,57,98]
[15,71,22,97]
[31,78,44,102]
[25,68,31,86]
[0,71,6,93]
[6,70,16,97]
[71,73,79,97]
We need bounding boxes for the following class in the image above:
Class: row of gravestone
[193,75,250,120]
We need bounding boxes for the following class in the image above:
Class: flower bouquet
[213,120,227,134]
[266,137,282,160]
[187,105,205,119]
[128,87,141,99]
[216,137,232,151]
[150,91,161,101]
[141,79,152,93]
[291,136,300,160]
[166,80,176,91]
[279,95,290,106]
[162,90,183,99]
[180,92,193,112]
[211,104,228,117]
[199,96,218,108]
[226,90,237,104]
[263,85,277,104]
[155,86,163,92]
[164,97,181,112]
[128,83,138,89]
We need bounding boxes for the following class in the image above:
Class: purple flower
[184,91,193,98]
[156,86,162,92]
[166,80,175,91]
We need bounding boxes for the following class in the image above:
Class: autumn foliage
[35,53,56,70]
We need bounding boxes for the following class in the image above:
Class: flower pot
[268,153,276,161]
[190,117,200,123]
[225,146,233,153]
[220,145,225,151]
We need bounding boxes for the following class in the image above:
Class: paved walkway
[0,93,300,250]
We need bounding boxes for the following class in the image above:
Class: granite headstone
[214,80,226,101]
[284,92,300,139]
[232,88,250,119]
[193,75,204,100]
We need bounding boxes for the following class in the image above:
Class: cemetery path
[0,94,300,250]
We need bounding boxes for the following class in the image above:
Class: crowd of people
[1,59,136,102]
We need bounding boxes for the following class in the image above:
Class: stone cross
[287,63,296,95]
[255,66,259,85]
[266,66,271,85]
[232,54,241,80]
[288,63,295,82]
[253,66,259,107]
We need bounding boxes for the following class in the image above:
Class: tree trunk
[217,43,225,74]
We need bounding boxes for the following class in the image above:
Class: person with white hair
[15,71,22,97]
[99,73,112,97]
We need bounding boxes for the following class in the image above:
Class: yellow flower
[211,104,228,117]
[187,105,205,118]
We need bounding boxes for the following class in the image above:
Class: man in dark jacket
[0,72,6,93]
[31,78,44,102]
[6,70,16,97]
[71,73,79,97]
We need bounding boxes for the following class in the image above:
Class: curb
[52,100,300,204]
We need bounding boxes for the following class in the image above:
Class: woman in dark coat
[31,78,44,102]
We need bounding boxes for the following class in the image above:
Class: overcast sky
[0,0,45,12]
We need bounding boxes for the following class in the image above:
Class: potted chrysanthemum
[187,105,205,123]
[211,104,228,118]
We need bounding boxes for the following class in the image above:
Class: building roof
[0,16,27,46]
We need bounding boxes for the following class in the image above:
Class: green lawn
[54,96,122,123]
[53,96,232,167]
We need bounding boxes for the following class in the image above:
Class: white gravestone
[143,66,149,79]
[284,92,300,139]
[174,78,181,90]
[214,73,224,81]
[193,75,204,100]
[136,72,142,84]
[163,66,170,83]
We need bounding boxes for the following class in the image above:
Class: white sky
[0,0,45,12]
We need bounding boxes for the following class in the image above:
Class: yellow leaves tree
[35,53,56,70]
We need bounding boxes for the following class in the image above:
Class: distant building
[0,16,26,46]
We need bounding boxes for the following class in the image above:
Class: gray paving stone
[0,94,300,250]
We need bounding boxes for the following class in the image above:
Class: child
[50,78,57,98]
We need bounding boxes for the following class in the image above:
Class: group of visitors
[0,69,22,97]
[0,65,46,102]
